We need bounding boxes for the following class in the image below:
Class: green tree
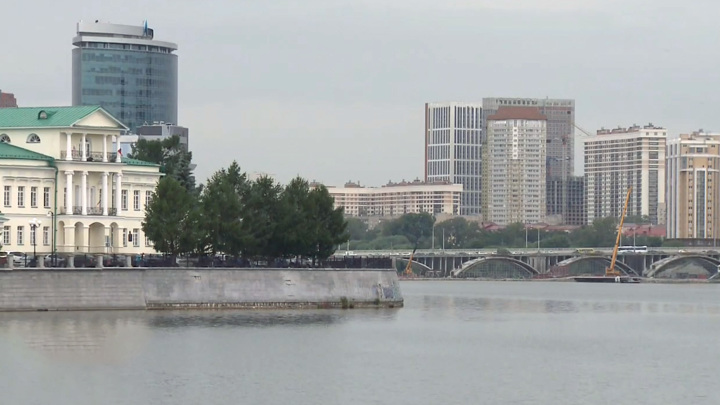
[434,217,481,249]
[345,217,369,241]
[242,176,282,260]
[130,135,196,192]
[305,185,349,263]
[142,177,197,260]
[273,177,314,258]
[197,163,248,257]
[382,213,435,247]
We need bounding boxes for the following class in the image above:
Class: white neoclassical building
[0,106,162,266]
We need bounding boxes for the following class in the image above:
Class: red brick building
[0,90,18,108]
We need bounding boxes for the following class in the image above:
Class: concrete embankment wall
[0,268,403,312]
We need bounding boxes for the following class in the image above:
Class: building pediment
[73,108,127,130]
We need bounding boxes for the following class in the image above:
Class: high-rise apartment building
[547,176,586,225]
[0,90,17,108]
[666,131,720,239]
[483,98,574,180]
[585,124,667,225]
[481,107,547,225]
[72,20,178,132]
[424,102,482,215]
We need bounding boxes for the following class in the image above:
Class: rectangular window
[121,190,128,210]
[145,236,152,247]
[30,186,37,208]
[3,186,10,207]
[30,226,36,246]
[17,186,24,207]
[43,226,50,246]
[145,191,152,209]
[43,187,51,208]
[133,190,140,211]
[132,229,139,247]
[17,226,24,246]
[2,226,10,245]
[122,228,128,247]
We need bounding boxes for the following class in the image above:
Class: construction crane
[403,246,418,277]
[606,187,633,277]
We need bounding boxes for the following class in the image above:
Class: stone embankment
[0,268,403,311]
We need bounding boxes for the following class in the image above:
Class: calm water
[1,281,719,405]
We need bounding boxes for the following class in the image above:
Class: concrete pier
[0,268,403,311]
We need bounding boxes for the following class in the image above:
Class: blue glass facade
[72,42,178,132]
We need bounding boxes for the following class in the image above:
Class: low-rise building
[325,180,462,218]
[0,106,162,266]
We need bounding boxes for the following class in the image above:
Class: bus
[618,245,647,253]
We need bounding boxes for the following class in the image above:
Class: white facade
[424,102,482,215]
[326,181,462,217]
[584,124,667,225]
[0,106,162,266]
[481,108,547,225]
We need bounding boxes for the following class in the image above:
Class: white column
[115,136,122,163]
[65,171,74,214]
[103,135,108,162]
[81,171,88,215]
[115,173,123,215]
[81,133,87,161]
[102,172,109,216]
[65,133,72,161]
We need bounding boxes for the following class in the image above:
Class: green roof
[121,157,160,167]
[0,106,122,129]
[0,142,54,161]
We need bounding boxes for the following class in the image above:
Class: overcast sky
[2,0,719,186]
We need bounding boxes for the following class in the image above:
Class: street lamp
[46,211,55,266]
[29,218,41,267]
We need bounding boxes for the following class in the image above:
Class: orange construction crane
[404,247,417,277]
[606,187,633,277]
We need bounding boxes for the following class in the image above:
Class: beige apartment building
[666,131,720,239]
[481,107,547,225]
[325,180,462,218]
[585,124,667,225]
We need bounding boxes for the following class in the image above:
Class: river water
[1,281,719,405]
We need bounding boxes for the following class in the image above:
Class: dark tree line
[142,161,348,263]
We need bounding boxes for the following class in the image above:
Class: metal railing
[60,151,118,162]
[60,206,118,216]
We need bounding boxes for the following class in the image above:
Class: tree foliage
[143,162,349,262]
[130,135,196,192]
[141,177,197,259]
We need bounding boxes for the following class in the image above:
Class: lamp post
[46,211,55,266]
[29,218,41,267]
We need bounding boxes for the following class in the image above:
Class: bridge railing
[336,247,715,257]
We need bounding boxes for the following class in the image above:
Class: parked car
[44,254,67,267]
[8,251,26,267]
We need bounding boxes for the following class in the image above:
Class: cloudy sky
[2,0,719,186]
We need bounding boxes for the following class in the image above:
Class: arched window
[0,134,10,143]
[26,133,41,144]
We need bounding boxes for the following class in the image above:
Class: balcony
[61,207,118,216]
[60,151,118,162]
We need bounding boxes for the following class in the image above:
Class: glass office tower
[72,21,178,132]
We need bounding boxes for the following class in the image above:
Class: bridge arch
[647,255,720,279]
[454,257,538,279]
[548,256,638,277]
[395,259,433,276]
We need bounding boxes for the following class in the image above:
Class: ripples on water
[0,281,718,405]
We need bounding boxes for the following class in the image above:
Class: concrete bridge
[345,247,720,280]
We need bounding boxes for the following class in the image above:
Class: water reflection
[419,295,720,317]
[0,311,150,364]
[147,311,346,328]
